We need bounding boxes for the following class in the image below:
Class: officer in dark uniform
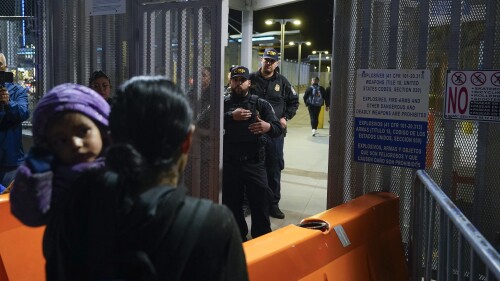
[249,48,299,219]
[223,66,283,240]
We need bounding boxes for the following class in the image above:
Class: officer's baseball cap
[230,66,250,80]
[263,48,279,61]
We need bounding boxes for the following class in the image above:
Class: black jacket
[44,170,249,281]
[223,94,283,158]
[249,70,299,121]
[303,84,329,107]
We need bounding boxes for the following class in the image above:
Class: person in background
[249,48,299,219]
[0,52,30,191]
[188,66,212,128]
[303,77,328,136]
[326,79,332,103]
[10,84,109,227]
[47,76,248,281]
[223,66,283,240]
[325,79,332,124]
[224,65,237,97]
[89,70,112,102]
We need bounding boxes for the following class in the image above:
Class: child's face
[47,112,103,165]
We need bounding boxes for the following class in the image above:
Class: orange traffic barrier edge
[243,192,409,281]
[0,194,45,281]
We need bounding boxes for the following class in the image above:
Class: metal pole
[318,52,322,78]
[297,43,302,91]
[280,20,285,67]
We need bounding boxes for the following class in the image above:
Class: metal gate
[328,0,500,276]
[26,0,223,201]
[137,0,223,201]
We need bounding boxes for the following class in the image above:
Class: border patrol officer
[249,48,299,219]
[223,66,283,240]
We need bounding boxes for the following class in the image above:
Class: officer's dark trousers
[264,134,284,205]
[307,105,322,130]
[222,158,272,240]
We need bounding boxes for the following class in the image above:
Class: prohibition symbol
[471,72,486,86]
[452,72,466,86]
[492,72,500,87]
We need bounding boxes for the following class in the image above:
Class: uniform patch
[291,86,297,95]
[274,84,280,92]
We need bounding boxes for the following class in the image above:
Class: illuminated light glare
[237,36,275,42]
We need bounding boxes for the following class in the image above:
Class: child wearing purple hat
[10,83,110,226]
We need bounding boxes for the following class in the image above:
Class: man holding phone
[0,52,30,191]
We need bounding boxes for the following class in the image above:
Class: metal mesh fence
[138,1,221,201]
[0,0,37,123]
[15,0,223,201]
[44,1,130,93]
[329,0,500,276]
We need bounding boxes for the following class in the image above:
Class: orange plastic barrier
[244,192,409,281]
[0,194,45,281]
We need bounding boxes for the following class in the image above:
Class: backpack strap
[168,196,212,281]
[248,94,259,122]
[248,94,258,108]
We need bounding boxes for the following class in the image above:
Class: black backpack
[307,85,324,107]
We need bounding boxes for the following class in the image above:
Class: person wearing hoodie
[10,83,110,227]
[303,77,328,136]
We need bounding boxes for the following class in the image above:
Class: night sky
[229,0,334,60]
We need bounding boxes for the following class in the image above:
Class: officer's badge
[291,86,297,95]
[274,84,280,92]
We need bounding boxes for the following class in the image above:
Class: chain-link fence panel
[139,1,222,201]
[33,0,222,201]
[43,1,131,93]
[0,0,37,124]
[329,0,500,276]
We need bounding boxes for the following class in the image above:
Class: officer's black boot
[269,204,285,219]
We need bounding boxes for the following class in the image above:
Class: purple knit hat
[32,83,110,146]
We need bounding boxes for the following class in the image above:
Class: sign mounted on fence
[444,70,500,122]
[354,69,430,169]
[86,0,126,16]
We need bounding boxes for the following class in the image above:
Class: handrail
[415,170,500,279]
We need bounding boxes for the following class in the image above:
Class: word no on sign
[445,70,500,122]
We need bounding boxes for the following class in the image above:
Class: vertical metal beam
[380,0,401,192]
[474,0,497,239]
[442,0,462,197]
[352,0,373,198]
[165,10,172,79]
[35,0,47,95]
[360,0,371,69]
[241,10,253,71]
[387,0,400,69]
[129,0,140,77]
[327,0,352,207]
[212,0,223,202]
[413,1,431,279]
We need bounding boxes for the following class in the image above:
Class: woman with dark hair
[47,76,248,281]
[89,70,112,101]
